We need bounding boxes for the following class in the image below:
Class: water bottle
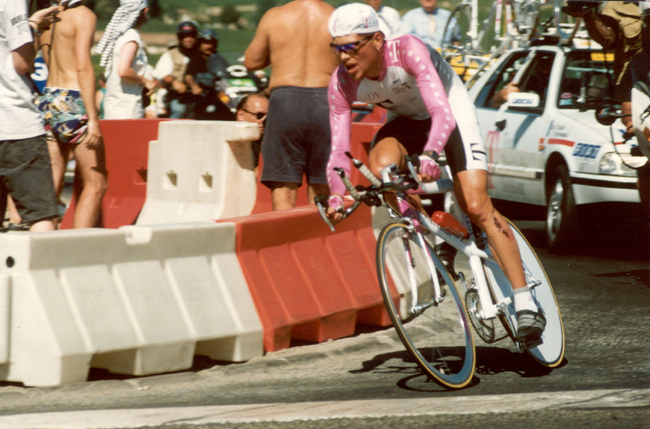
[431,211,469,239]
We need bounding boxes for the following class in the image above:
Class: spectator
[364,0,401,37]
[95,0,159,119]
[95,72,106,119]
[400,0,458,50]
[185,29,234,121]
[491,81,520,109]
[0,3,59,232]
[564,1,642,136]
[564,1,647,215]
[244,0,339,211]
[34,0,107,229]
[153,21,198,118]
[235,93,269,171]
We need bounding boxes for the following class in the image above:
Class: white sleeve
[5,2,33,51]
[153,52,173,79]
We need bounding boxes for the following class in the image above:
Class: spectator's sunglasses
[243,109,267,120]
[330,35,373,55]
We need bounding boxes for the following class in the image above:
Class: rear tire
[376,223,476,389]
[483,220,565,367]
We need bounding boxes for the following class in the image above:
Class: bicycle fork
[399,226,445,317]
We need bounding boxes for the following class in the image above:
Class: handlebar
[314,152,452,232]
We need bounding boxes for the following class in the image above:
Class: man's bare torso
[245,0,339,89]
[39,6,95,90]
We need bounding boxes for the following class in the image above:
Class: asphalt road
[0,218,648,428]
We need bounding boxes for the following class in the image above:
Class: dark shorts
[0,135,59,225]
[34,87,89,144]
[261,86,331,187]
[372,116,481,176]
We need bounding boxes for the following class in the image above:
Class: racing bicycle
[316,153,565,389]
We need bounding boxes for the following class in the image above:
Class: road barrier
[61,119,172,229]
[136,121,260,225]
[2,118,395,385]
[0,223,263,386]
[223,204,391,352]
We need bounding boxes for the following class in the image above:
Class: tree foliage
[220,4,241,25]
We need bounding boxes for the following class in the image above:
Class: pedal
[519,336,543,350]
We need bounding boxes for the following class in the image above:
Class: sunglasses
[242,108,267,120]
[330,35,373,55]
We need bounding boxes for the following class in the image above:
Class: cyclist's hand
[418,155,441,183]
[326,195,345,224]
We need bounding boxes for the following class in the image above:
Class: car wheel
[546,164,577,252]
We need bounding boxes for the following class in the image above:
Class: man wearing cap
[153,21,198,118]
[244,0,340,211]
[33,0,107,229]
[325,3,545,342]
[185,29,233,120]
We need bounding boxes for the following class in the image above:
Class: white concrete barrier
[0,222,263,386]
[136,121,260,225]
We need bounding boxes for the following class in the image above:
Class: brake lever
[314,195,336,232]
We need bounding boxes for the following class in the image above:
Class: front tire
[546,164,577,252]
[376,223,476,389]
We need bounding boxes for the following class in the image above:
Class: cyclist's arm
[327,67,357,199]
[400,37,457,157]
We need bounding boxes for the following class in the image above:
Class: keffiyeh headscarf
[95,0,148,69]
[60,0,84,7]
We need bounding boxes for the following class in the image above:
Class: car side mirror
[595,107,624,126]
[507,92,540,109]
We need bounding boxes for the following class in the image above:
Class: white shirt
[377,5,401,37]
[152,50,189,80]
[0,0,45,139]
[104,28,148,119]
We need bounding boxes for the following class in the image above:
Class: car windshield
[558,50,616,110]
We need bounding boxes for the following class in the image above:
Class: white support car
[467,41,645,251]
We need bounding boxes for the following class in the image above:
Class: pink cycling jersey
[327,34,463,197]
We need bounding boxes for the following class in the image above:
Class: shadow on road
[349,346,567,393]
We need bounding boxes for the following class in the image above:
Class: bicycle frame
[389,185,508,323]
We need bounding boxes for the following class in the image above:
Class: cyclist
[325,3,545,341]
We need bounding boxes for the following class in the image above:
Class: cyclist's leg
[447,91,545,340]
[453,169,545,339]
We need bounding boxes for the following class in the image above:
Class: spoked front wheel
[376,223,476,389]
[483,220,565,367]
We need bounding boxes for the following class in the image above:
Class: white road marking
[0,388,647,428]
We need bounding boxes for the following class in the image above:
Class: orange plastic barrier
[223,204,395,352]
[352,105,387,124]
[61,119,174,229]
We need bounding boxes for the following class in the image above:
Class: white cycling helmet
[328,3,381,38]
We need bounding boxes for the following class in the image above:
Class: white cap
[328,3,381,38]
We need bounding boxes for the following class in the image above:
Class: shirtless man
[35,0,107,228]
[244,0,340,210]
